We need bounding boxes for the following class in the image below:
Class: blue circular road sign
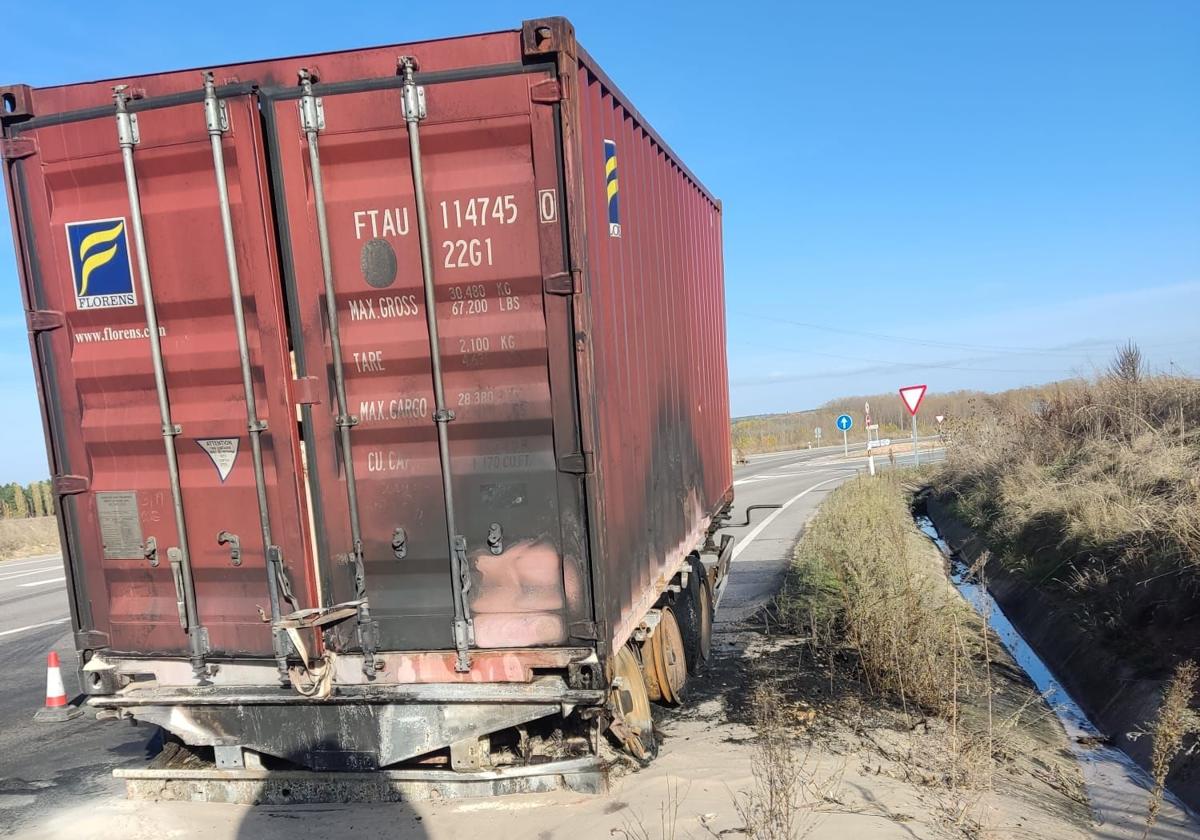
[836,414,853,431]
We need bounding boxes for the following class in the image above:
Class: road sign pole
[912,413,919,468]
[842,428,848,458]
[864,401,875,476]
[899,385,928,470]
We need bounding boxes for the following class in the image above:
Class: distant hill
[731,382,1083,455]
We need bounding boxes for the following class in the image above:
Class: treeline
[731,382,1082,455]
[0,481,55,519]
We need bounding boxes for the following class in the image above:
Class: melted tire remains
[675,557,714,675]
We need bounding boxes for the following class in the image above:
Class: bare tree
[1108,340,1144,385]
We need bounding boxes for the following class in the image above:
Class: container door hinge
[75,630,109,649]
[543,269,580,296]
[569,620,599,640]
[0,136,36,160]
[53,475,89,495]
[530,79,564,104]
[27,309,64,332]
[144,536,159,567]
[557,451,594,475]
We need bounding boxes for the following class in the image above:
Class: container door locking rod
[113,86,210,683]
[202,73,294,686]
[398,56,475,672]
[299,69,379,678]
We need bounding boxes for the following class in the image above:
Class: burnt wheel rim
[657,607,688,704]
[613,645,655,759]
[699,580,713,663]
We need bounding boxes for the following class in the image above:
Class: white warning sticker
[197,438,240,482]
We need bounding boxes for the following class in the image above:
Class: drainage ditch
[914,510,1200,837]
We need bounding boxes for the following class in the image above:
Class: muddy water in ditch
[915,515,1200,840]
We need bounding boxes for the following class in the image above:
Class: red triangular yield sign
[899,384,927,416]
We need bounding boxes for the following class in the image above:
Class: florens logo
[66,218,137,310]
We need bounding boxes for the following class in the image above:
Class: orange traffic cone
[34,651,82,722]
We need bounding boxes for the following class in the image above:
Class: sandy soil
[19,619,1099,840]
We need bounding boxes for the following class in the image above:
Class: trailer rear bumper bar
[114,755,605,803]
[79,647,597,696]
[88,676,605,707]
[90,676,604,772]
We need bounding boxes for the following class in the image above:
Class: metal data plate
[96,491,144,559]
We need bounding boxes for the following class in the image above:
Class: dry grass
[0,516,60,560]
[732,684,841,840]
[936,350,1200,658]
[772,472,1084,836]
[941,361,1200,574]
[1142,661,1200,838]
[779,473,977,717]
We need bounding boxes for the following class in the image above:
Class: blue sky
[1,1,1197,480]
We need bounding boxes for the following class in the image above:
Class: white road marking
[731,474,847,561]
[714,472,850,612]
[0,566,64,582]
[0,617,70,637]
[0,554,62,566]
[18,577,65,588]
[0,556,61,570]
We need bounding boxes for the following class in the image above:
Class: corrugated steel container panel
[568,42,732,651]
[1,18,729,678]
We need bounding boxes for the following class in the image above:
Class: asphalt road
[716,441,943,624]
[0,557,160,835]
[0,446,941,836]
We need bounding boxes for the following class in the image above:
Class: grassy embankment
[934,346,1200,673]
[0,516,60,560]
[769,472,1088,836]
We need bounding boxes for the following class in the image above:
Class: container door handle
[167,547,188,630]
[299,68,379,679]
[398,56,475,671]
[114,85,209,679]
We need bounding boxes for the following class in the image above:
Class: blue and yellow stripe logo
[66,218,137,310]
[604,139,621,238]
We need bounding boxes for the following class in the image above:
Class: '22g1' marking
[443,238,493,269]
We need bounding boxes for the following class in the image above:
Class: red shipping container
[1,18,731,774]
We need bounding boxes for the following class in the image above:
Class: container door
[263,65,589,651]
[8,88,316,657]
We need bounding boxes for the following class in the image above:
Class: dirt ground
[0,517,59,561]
[19,618,1098,840]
